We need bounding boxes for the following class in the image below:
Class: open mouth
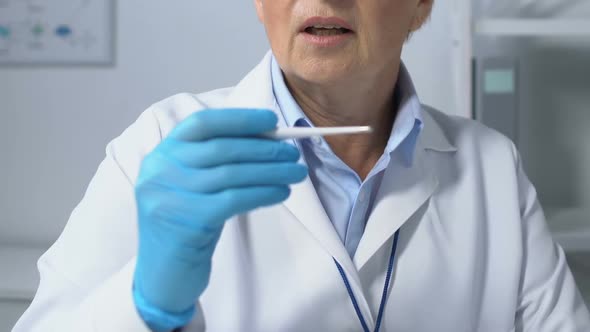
[304,26,353,36]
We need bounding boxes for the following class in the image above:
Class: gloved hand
[132,109,307,331]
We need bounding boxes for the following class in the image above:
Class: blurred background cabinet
[470,0,590,303]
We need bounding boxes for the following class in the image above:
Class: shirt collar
[270,54,424,165]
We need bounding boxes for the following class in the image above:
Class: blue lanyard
[333,230,400,332]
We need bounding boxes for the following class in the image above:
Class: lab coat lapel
[222,51,361,284]
[282,177,360,279]
[353,108,457,270]
[283,179,377,325]
[354,146,438,270]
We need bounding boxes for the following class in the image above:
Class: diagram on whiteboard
[0,0,113,64]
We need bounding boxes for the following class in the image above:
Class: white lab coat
[14,52,590,332]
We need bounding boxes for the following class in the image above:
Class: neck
[283,61,401,180]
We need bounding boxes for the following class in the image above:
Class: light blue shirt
[270,56,424,257]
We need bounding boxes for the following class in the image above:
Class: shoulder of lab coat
[14,59,590,330]
[424,106,590,330]
[12,88,236,331]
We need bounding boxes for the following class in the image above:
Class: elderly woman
[14,0,590,331]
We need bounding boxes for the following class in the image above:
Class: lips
[300,16,354,35]
[304,26,351,36]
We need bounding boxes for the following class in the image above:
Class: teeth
[312,24,342,29]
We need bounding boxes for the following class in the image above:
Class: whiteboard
[0,0,114,65]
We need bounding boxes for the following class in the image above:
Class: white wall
[0,1,269,247]
[402,0,470,118]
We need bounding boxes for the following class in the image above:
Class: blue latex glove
[132,109,307,331]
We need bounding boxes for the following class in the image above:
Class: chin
[294,56,357,85]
